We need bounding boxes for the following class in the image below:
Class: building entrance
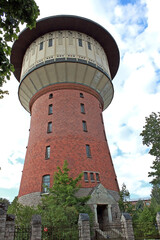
[97,204,108,230]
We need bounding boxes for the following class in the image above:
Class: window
[96,173,100,182]
[100,113,103,124]
[86,144,91,158]
[47,122,52,133]
[84,172,89,182]
[49,93,53,99]
[39,42,43,51]
[45,146,50,159]
[90,173,94,181]
[78,38,82,47]
[42,175,50,193]
[82,121,87,132]
[80,93,84,98]
[80,103,85,114]
[88,42,91,50]
[48,38,53,47]
[68,31,73,45]
[58,31,63,45]
[48,104,53,115]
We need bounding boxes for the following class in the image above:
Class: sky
[0,0,160,202]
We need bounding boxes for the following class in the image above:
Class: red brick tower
[11,15,120,206]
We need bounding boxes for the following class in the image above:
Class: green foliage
[119,183,133,213]
[0,0,40,98]
[140,112,160,185]
[150,184,160,212]
[133,206,159,238]
[8,161,93,237]
[140,112,160,159]
[135,200,144,212]
[0,197,10,208]
[134,112,160,237]
[8,197,37,226]
[38,160,93,232]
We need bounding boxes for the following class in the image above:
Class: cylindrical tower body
[11,15,120,206]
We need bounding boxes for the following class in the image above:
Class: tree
[140,112,160,185]
[38,160,93,239]
[0,197,10,208]
[8,197,37,226]
[0,0,40,98]
[119,183,133,213]
[133,205,159,238]
[151,184,160,207]
[8,161,93,238]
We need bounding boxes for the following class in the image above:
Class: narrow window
[86,144,91,158]
[90,172,94,181]
[58,31,63,45]
[88,42,91,50]
[78,38,82,47]
[96,173,100,182]
[42,175,50,193]
[48,104,53,115]
[68,31,73,45]
[100,113,103,124]
[49,93,53,99]
[84,172,89,182]
[82,121,87,132]
[47,122,52,133]
[81,103,85,114]
[39,42,43,51]
[45,146,50,159]
[80,93,84,98]
[48,38,53,47]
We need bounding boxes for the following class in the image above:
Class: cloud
[1,0,160,201]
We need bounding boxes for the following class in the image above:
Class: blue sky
[0,0,160,202]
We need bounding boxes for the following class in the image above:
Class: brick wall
[19,84,119,199]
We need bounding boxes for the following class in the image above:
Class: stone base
[18,192,42,207]
[18,186,120,208]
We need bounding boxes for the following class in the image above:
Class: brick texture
[18,84,119,198]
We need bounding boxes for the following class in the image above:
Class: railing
[14,226,31,240]
[42,225,79,240]
[96,223,125,239]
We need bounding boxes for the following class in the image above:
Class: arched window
[42,175,50,193]
[49,93,53,99]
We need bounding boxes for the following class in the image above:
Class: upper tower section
[11,15,120,112]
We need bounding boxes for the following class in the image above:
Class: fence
[1,201,160,240]
[14,226,31,240]
[42,226,79,240]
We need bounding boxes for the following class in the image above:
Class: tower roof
[11,15,120,82]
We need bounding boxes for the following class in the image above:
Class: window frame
[48,38,53,47]
[84,172,89,182]
[82,120,87,132]
[90,172,95,182]
[42,175,50,193]
[39,41,43,51]
[96,173,100,182]
[48,104,53,115]
[78,38,83,47]
[86,144,91,158]
[45,146,50,159]
[49,93,53,99]
[88,41,91,50]
[47,122,52,133]
[80,103,85,114]
[80,93,84,98]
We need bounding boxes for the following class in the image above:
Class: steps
[96,227,125,239]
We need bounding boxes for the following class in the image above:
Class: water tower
[11,15,120,226]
